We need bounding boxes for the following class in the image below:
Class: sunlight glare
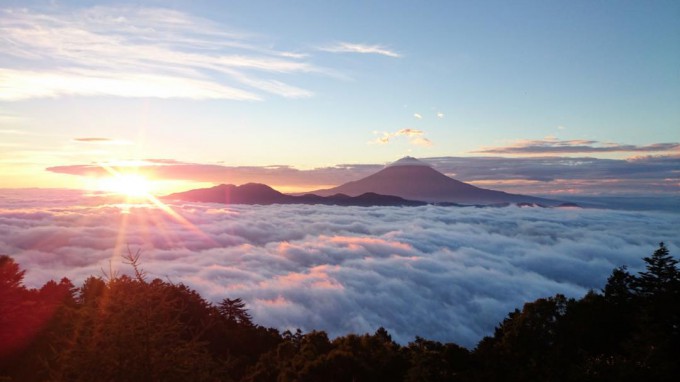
[97,174,151,198]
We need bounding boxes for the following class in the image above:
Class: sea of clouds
[1,189,678,347]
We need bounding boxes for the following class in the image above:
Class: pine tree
[603,266,635,304]
[636,242,679,297]
[218,297,253,326]
[631,242,680,381]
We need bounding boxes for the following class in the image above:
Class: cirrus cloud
[0,6,320,101]
[319,42,401,58]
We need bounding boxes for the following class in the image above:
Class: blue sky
[0,0,678,193]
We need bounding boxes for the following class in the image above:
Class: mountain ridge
[164,157,569,207]
[162,183,427,207]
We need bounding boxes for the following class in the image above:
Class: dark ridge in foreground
[1,244,678,381]
[163,183,428,207]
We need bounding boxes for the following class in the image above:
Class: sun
[97,174,151,198]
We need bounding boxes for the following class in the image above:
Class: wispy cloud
[0,69,261,101]
[73,137,132,145]
[73,138,112,142]
[0,111,25,124]
[373,128,432,147]
[0,129,30,135]
[410,136,433,147]
[320,42,401,58]
[413,113,423,119]
[437,112,444,119]
[0,7,320,101]
[474,137,680,155]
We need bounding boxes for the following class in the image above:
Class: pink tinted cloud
[2,190,678,346]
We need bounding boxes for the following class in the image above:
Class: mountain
[165,183,284,204]
[163,183,426,207]
[309,157,562,206]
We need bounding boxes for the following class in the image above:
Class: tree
[50,263,219,381]
[405,337,470,382]
[78,276,106,306]
[603,266,635,304]
[0,255,30,372]
[219,297,253,326]
[474,294,571,381]
[635,242,679,297]
[0,255,25,291]
[630,242,680,381]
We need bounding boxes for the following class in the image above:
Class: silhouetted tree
[405,337,471,382]
[603,266,635,304]
[0,255,31,375]
[219,297,253,326]
[50,264,218,381]
[636,242,679,297]
[474,294,571,381]
[629,242,680,381]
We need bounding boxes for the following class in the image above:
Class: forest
[1,243,678,382]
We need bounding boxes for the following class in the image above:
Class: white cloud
[0,69,261,101]
[413,113,423,119]
[372,128,432,147]
[320,42,401,58]
[0,7,320,100]
[2,189,678,347]
[410,136,433,147]
[437,112,444,119]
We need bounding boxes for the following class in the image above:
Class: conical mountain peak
[311,157,562,205]
[387,156,431,167]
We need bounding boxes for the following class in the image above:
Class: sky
[0,0,679,195]
[2,189,678,346]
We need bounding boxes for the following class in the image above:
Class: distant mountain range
[164,157,570,207]
[163,183,427,207]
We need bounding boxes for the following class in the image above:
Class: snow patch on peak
[387,156,431,167]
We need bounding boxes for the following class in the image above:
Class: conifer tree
[636,242,679,297]
[219,298,253,326]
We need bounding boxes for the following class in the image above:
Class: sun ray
[95,163,219,257]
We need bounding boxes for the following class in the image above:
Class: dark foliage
[0,243,678,381]
[475,242,680,382]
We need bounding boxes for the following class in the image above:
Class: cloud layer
[1,189,678,347]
